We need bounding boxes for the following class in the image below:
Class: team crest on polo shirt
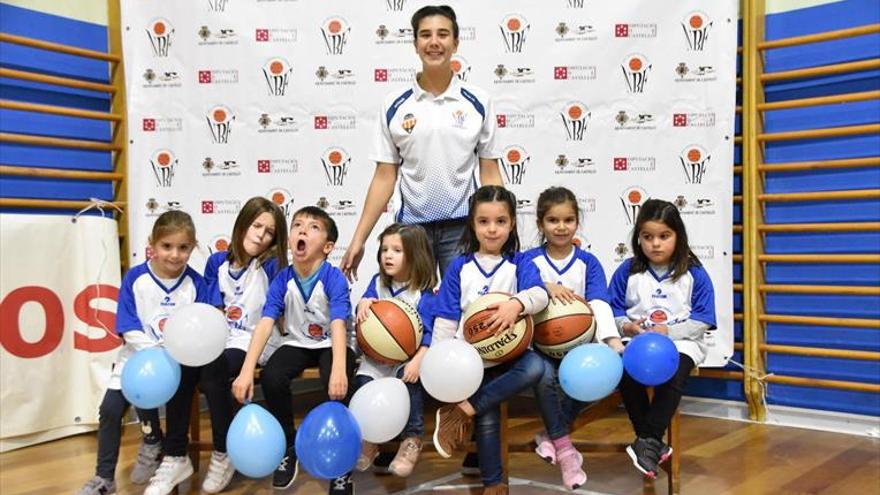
[402,113,417,134]
[452,109,467,128]
[647,307,671,325]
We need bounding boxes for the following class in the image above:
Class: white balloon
[420,339,484,403]
[349,377,409,443]
[163,303,228,366]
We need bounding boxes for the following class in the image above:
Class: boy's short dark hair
[411,5,459,40]
[292,206,338,243]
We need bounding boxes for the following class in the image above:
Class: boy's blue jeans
[469,349,547,487]
[353,367,425,438]
[534,353,590,439]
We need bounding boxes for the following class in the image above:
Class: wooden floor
[2,399,879,495]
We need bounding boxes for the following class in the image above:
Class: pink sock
[552,435,573,452]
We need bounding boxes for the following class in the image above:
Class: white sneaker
[144,456,194,495]
[202,451,235,493]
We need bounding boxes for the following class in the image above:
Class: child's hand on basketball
[546,283,577,304]
[328,368,348,400]
[231,373,254,404]
[622,318,647,337]
[356,298,377,323]
[487,298,525,337]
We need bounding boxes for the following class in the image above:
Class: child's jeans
[470,350,547,487]
[534,352,589,439]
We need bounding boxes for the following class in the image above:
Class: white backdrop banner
[121,0,737,367]
[0,215,121,450]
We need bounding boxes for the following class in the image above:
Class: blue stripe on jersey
[460,88,485,120]
[386,88,414,126]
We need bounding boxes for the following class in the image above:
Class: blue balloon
[295,401,362,480]
[120,348,181,409]
[559,344,623,402]
[623,333,680,386]
[227,404,286,478]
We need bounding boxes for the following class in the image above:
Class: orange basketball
[450,59,462,73]
[328,20,342,34]
[507,149,522,163]
[533,295,595,359]
[507,18,521,32]
[567,105,583,120]
[687,148,702,162]
[628,190,642,203]
[462,292,533,363]
[270,61,284,74]
[357,299,423,365]
[689,15,703,29]
[213,109,227,123]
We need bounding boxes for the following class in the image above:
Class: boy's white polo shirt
[372,75,500,225]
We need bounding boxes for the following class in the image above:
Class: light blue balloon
[623,333,680,386]
[295,401,362,480]
[559,343,623,402]
[227,404,286,478]
[120,348,181,409]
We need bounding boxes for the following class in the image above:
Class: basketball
[356,299,423,365]
[533,295,595,359]
[462,292,534,363]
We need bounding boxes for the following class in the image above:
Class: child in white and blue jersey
[431,186,549,494]
[523,187,618,490]
[608,199,716,479]
[181,197,288,494]
[231,206,357,494]
[353,223,438,477]
[78,211,209,495]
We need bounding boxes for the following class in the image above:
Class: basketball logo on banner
[499,14,529,52]
[560,101,590,141]
[451,55,471,81]
[208,0,229,12]
[149,149,177,187]
[500,145,529,185]
[680,145,710,184]
[621,54,651,93]
[206,105,234,144]
[682,11,712,51]
[267,188,295,223]
[208,235,230,255]
[262,57,291,96]
[620,186,649,225]
[146,18,174,57]
[321,147,350,186]
[321,17,350,55]
[385,0,406,11]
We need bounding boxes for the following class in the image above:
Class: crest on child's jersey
[225,304,247,330]
[647,307,671,325]
[308,323,326,339]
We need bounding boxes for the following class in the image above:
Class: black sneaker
[328,473,354,495]
[371,451,394,474]
[461,452,480,476]
[273,447,298,490]
[626,437,661,479]
[658,441,673,465]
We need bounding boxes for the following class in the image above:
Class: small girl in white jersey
[608,199,716,479]
[353,223,437,477]
[78,210,209,495]
[523,186,618,490]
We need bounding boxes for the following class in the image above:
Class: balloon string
[726,358,778,425]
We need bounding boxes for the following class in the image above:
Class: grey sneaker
[77,476,116,495]
[131,441,162,484]
[626,437,661,478]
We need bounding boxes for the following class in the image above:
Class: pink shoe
[534,431,557,464]
[556,447,587,491]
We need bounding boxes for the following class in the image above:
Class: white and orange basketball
[356,299,423,365]
[533,295,595,359]
[462,292,533,363]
